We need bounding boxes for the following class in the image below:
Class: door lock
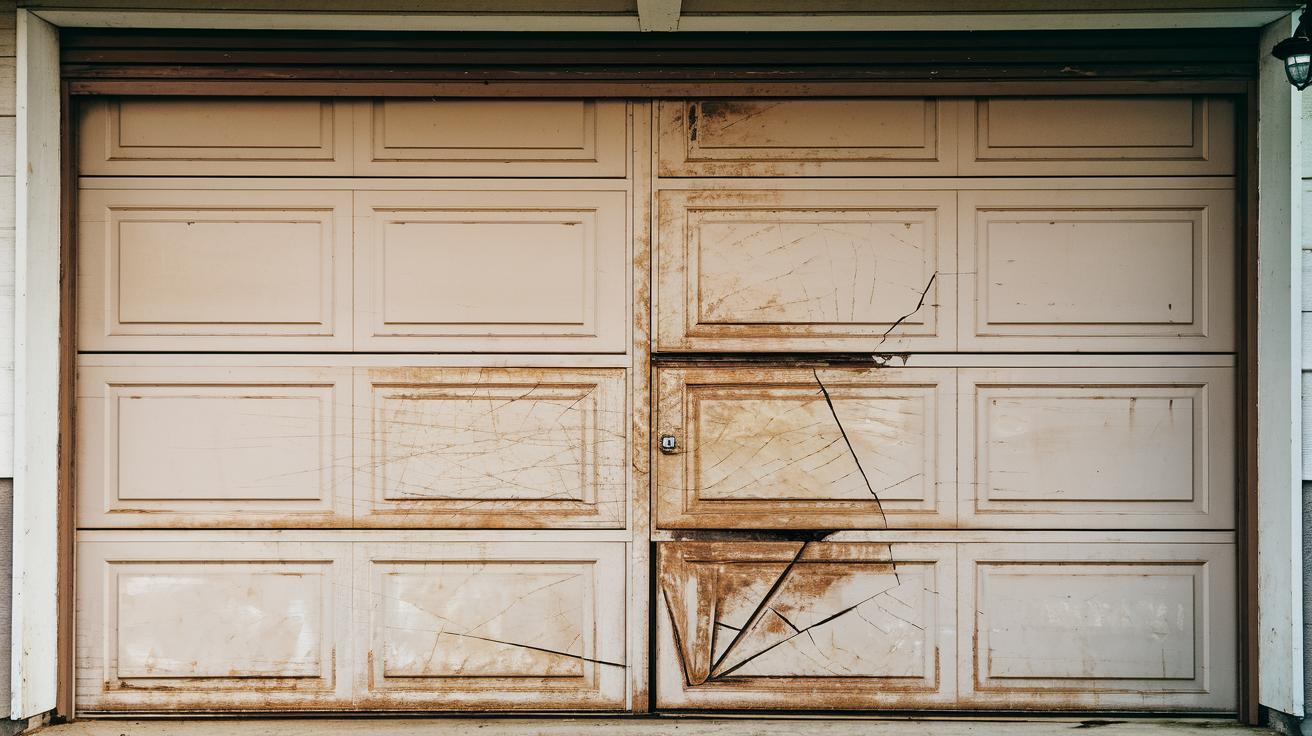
[659,434,678,454]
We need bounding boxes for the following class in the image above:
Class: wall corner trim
[11,8,59,722]
[1259,12,1307,720]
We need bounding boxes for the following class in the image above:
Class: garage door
[73,94,1239,714]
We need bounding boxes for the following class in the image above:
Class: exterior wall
[0,1,15,725]
[1303,86,1312,729]
[0,5,1298,726]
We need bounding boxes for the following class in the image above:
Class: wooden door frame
[35,25,1273,724]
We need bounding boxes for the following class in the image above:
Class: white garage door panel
[353,366,627,529]
[78,97,354,177]
[353,542,627,710]
[961,96,1234,176]
[958,367,1234,529]
[960,189,1235,352]
[357,99,628,177]
[75,540,353,713]
[656,188,955,352]
[354,189,628,353]
[78,189,354,351]
[655,541,956,710]
[959,543,1237,711]
[76,365,353,528]
[658,98,957,177]
[655,366,955,529]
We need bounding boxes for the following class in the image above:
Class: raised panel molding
[354,189,628,353]
[79,98,628,177]
[357,99,628,177]
[658,98,957,177]
[655,541,956,709]
[353,366,627,529]
[959,189,1235,352]
[655,366,956,529]
[353,541,627,710]
[958,367,1235,529]
[76,365,354,528]
[75,540,353,713]
[961,96,1235,176]
[77,189,354,351]
[78,97,354,176]
[656,188,955,352]
[958,542,1237,711]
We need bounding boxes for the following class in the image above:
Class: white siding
[0,2,18,721]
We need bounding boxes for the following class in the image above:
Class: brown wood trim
[56,81,77,723]
[1238,79,1261,727]
[59,28,1260,89]
[65,79,1254,97]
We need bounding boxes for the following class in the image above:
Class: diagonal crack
[874,271,937,352]
[449,632,625,668]
[812,368,882,510]
[771,608,800,633]
[708,540,810,677]
[708,559,903,680]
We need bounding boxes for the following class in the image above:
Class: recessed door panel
[78,189,353,351]
[961,96,1234,176]
[354,541,626,710]
[655,366,955,529]
[353,366,627,528]
[354,189,628,353]
[959,189,1235,351]
[958,367,1234,529]
[76,364,353,528]
[79,97,353,176]
[357,99,627,177]
[659,99,957,176]
[657,188,955,352]
[76,540,352,713]
[656,541,955,709]
[958,542,1237,711]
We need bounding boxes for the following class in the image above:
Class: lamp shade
[1273,19,1312,90]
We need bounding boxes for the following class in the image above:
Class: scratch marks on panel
[659,543,929,690]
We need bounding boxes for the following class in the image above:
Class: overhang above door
[20,0,1302,33]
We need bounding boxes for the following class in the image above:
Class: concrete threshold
[33,717,1278,736]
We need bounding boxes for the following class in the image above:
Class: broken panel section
[656,188,954,352]
[354,367,627,529]
[655,541,955,709]
[354,541,627,710]
[656,366,954,529]
[958,542,1237,711]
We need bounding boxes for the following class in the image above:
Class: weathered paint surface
[656,541,955,709]
[69,92,1246,716]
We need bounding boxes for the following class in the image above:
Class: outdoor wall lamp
[1273,10,1312,90]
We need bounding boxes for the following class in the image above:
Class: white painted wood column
[1259,13,1306,720]
[11,8,58,721]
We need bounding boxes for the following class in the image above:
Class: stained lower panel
[655,541,956,709]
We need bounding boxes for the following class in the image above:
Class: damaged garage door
[652,96,1239,712]
[71,92,1240,714]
